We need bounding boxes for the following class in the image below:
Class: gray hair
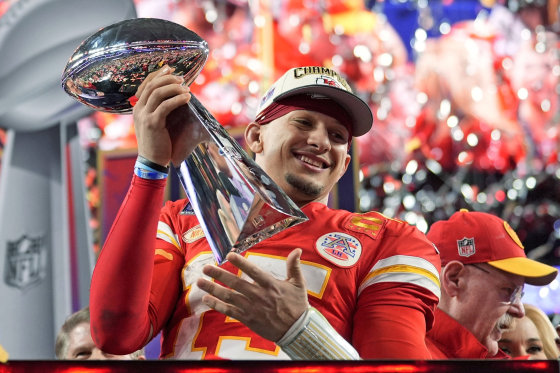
[55,306,145,359]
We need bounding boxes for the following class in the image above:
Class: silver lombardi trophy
[61,18,308,264]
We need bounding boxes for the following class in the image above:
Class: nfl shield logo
[457,237,476,257]
[4,235,47,290]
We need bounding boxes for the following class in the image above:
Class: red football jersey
[151,199,441,359]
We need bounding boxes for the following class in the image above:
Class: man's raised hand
[197,249,309,342]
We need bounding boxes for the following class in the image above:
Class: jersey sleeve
[349,213,441,359]
[90,175,171,354]
[353,283,438,358]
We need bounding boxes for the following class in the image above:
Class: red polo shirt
[426,308,510,359]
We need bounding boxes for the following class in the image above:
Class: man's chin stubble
[286,173,324,197]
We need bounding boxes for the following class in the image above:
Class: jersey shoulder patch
[183,225,205,243]
[315,232,362,268]
[344,211,393,240]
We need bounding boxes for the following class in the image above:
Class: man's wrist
[276,308,310,346]
[277,307,360,360]
[134,156,169,180]
[136,155,169,173]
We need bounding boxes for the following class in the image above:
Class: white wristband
[277,307,361,360]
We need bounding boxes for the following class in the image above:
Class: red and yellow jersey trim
[358,254,441,298]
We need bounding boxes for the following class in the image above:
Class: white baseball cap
[256,66,373,137]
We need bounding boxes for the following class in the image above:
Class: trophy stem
[174,95,308,264]
[59,15,308,265]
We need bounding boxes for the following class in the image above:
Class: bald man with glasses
[425,209,557,359]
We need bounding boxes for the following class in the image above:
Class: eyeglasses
[469,264,525,305]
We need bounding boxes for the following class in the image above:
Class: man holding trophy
[88,62,441,360]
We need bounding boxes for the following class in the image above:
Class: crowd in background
[62,0,560,270]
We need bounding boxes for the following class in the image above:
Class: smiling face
[246,109,351,206]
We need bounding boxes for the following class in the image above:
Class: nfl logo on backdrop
[4,234,47,291]
[457,237,476,257]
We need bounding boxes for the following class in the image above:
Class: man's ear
[245,121,263,154]
[441,261,466,297]
[340,153,351,178]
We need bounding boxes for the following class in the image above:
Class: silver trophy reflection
[61,18,308,264]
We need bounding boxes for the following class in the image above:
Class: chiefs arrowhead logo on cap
[504,221,524,249]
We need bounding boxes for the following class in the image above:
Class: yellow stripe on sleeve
[156,221,181,250]
[155,249,174,261]
[358,255,441,298]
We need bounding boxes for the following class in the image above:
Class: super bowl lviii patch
[315,232,362,268]
[180,202,196,215]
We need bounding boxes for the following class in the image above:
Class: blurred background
[0,0,558,359]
